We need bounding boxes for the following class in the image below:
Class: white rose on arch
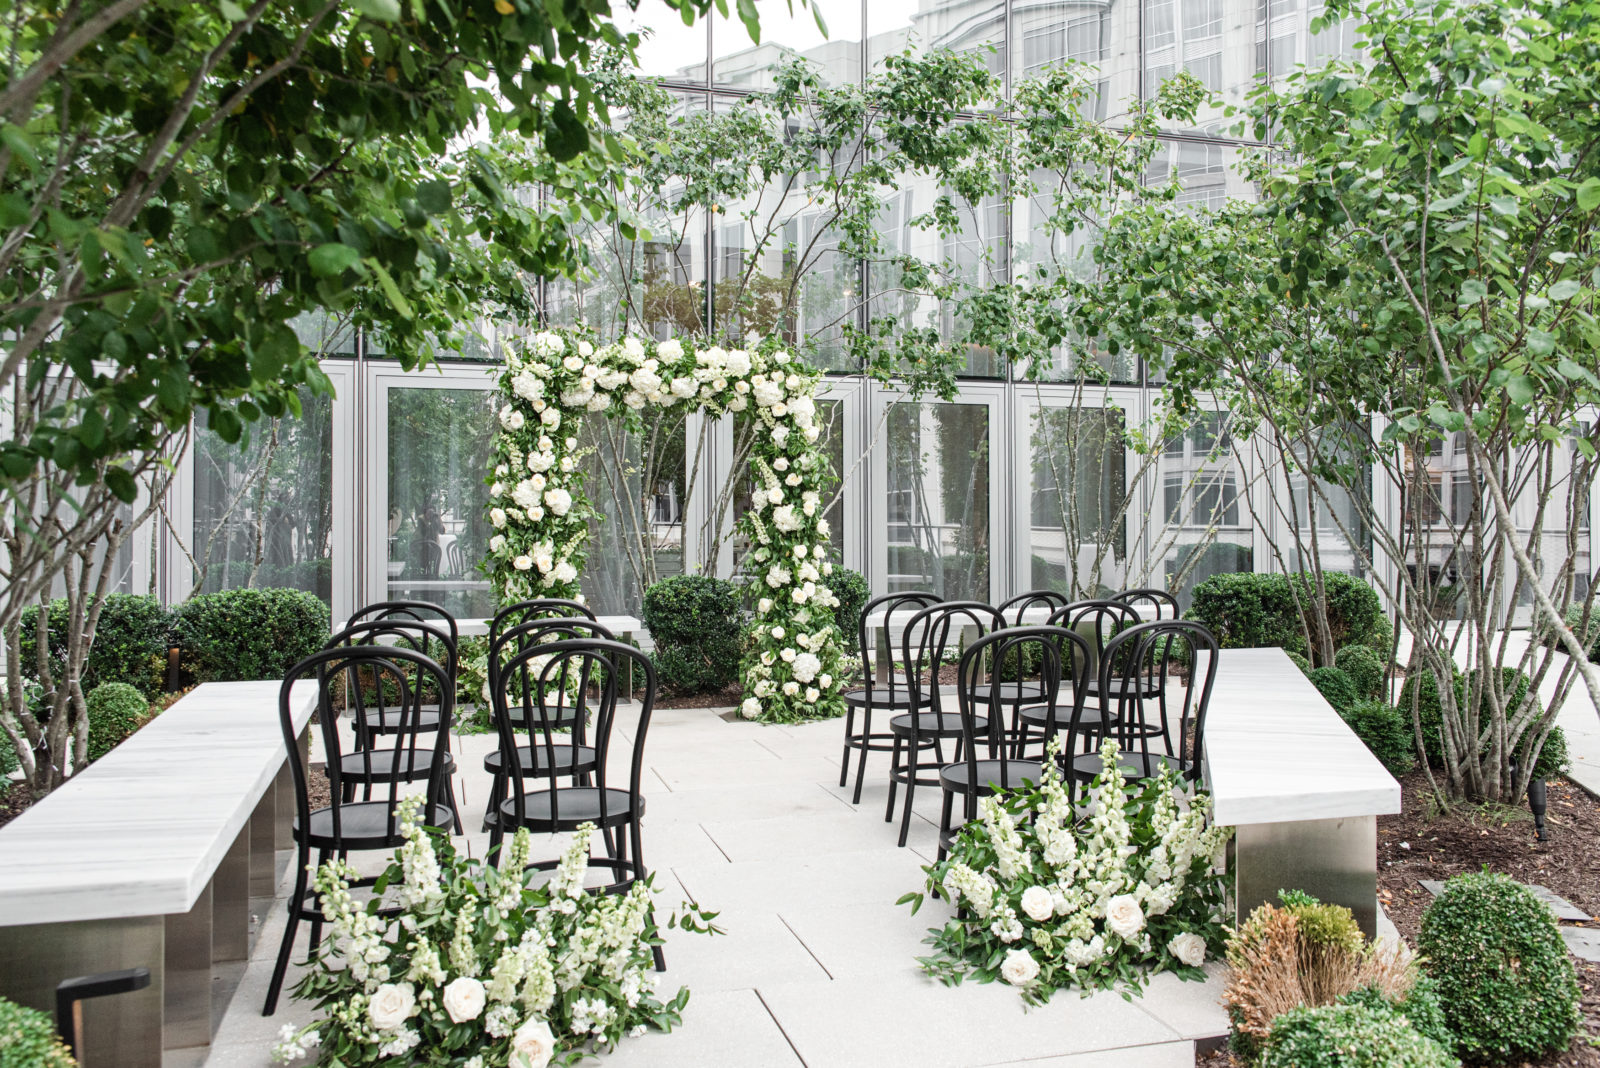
[544,488,573,516]
[772,505,801,533]
[499,405,525,431]
[510,1017,556,1068]
[1020,885,1054,922]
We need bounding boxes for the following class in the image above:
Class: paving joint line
[754,988,811,1068]
[775,913,835,981]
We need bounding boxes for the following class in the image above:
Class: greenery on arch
[485,328,847,724]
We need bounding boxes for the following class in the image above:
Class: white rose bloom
[771,626,786,639]
[528,451,554,472]
[553,561,578,583]
[532,331,565,358]
[819,673,832,688]
[1168,932,1208,968]
[793,544,808,560]
[780,648,796,662]
[782,681,800,696]
[559,456,575,473]
[785,472,802,486]
[510,1017,556,1068]
[499,406,525,431]
[805,687,819,702]
[758,597,774,613]
[818,519,832,538]
[442,977,487,1023]
[534,552,554,573]
[512,481,541,512]
[565,437,577,449]
[1020,886,1055,923]
[538,435,554,450]
[490,508,507,528]
[772,505,801,533]
[624,391,647,409]
[562,354,584,372]
[813,545,826,559]
[789,395,816,427]
[578,340,594,356]
[367,982,416,1031]
[740,697,761,719]
[657,338,684,360]
[544,488,573,516]
[489,535,506,552]
[791,652,822,683]
[513,555,533,571]
[541,408,561,428]
[773,402,788,417]
[751,488,769,510]
[803,425,819,442]
[752,379,785,408]
[1000,949,1040,986]
[772,426,789,445]
[728,395,749,412]
[774,457,790,472]
[1105,894,1146,941]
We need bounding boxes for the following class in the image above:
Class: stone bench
[1204,647,1402,937]
[0,680,315,1067]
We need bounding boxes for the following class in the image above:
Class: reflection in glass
[885,402,990,600]
[869,0,1004,76]
[1029,407,1127,596]
[729,400,847,574]
[386,389,497,618]
[1154,411,1252,607]
[578,409,688,615]
[193,389,333,603]
[712,2,862,89]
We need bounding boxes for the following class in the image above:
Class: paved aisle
[207,707,1224,1067]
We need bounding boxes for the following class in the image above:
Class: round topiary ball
[85,681,150,762]
[1308,666,1359,714]
[0,994,76,1067]
[1419,871,1580,1064]
[1260,1002,1457,1067]
[1334,644,1386,701]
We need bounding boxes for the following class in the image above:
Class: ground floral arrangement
[901,737,1234,1004]
[273,797,718,1067]
[484,328,847,725]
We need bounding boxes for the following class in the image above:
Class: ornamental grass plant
[902,736,1233,1003]
[276,797,718,1066]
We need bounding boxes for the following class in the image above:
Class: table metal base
[1234,815,1378,939]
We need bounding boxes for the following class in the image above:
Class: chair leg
[482,770,506,833]
[937,789,955,864]
[263,846,310,1016]
[839,707,855,788]
[896,758,918,848]
[445,773,464,835]
[884,736,903,823]
[305,848,329,955]
[851,710,873,805]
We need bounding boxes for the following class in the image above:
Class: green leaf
[544,102,589,163]
[1578,178,1600,213]
[351,0,402,20]
[104,467,137,503]
[1506,374,1536,405]
[308,243,361,277]
[1558,357,1600,389]
[415,179,451,215]
[364,257,414,320]
[1549,279,1582,301]
[219,0,247,20]
[1458,279,1488,304]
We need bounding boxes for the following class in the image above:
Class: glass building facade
[108,0,1587,624]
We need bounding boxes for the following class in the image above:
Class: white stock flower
[544,488,573,516]
[1105,895,1145,941]
[510,1017,556,1068]
[1000,948,1040,986]
[442,976,487,1023]
[1168,932,1207,968]
[367,982,415,1031]
[740,697,762,719]
[1020,885,1055,923]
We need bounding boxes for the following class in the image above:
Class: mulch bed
[1199,769,1600,1067]
[0,784,36,831]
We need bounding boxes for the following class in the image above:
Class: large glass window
[1154,411,1253,607]
[577,410,689,615]
[385,388,497,618]
[191,388,334,603]
[1029,406,1128,596]
[884,401,991,601]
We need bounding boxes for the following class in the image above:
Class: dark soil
[655,682,745,709]
[1198,769,1600,1067]
[0,784,36,830]
[307,761,333,811]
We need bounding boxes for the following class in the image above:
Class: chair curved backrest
[854,591,942,703]
[488,618,616,731]
[347,600,459,651]
[325,620,458,739]
[1047,599,1141,665]
[996,590,1073,627]
[901,601,1005,721]
[1099,619,1219,778]
[954,624,1091,813]
[280,644,454,844]
[1113,588,1181,621]
[495,637,655,829]
[490,599,597,644]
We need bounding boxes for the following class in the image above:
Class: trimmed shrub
[1286,650,1311,675]
[0,994,76,1068]
[1260,1003,1457,1068]
[85,682,152,762]
[1536,603,1600,662]
[1420,871,1579,1064]
[1338,976,1453,1054]
[1188,571,1385,665]
[1308,666,1359,714]
[1335,645,1386,701]
[172,587,330,682]
[642,575,743,694]
[20,593,172,698]
[1338,700,1416,775]
[1401,666,1568,782]
[831,567,871,654]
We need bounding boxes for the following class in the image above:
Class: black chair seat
[296,800,456,849]
[483,746,596,775]
[359,707,442,734]
[338,748,454,782]
[939,759,1044,793]
[890,711,987,736]
[842,687,927,709]
[498,788,642,831]
[500,704,582,730]
[1071,749,1192,781]
[1082,676,1162,697]
[968,681,1051,704]
[1017,703,1109,729]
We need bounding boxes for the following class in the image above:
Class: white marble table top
[0,680,317,926]
[1203,647,1401,827]
[457,614,642,638]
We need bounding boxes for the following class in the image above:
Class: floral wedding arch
[483,328,847,724]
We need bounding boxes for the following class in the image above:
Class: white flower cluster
[486,328,847,724]
[273,804,699,1067]
[917,736,1233,999]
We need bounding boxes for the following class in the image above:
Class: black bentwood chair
[481,617,616,832]
[967,591,1075,728]
[264,645,456,1016]
[838,591,942,805]
[937,624,1093,861]
[1113,587,1182,620]
[348,599,460,651]
[1013,599,1140,757]
[886,601,1004,848]
[490,598,597,643]
[1068,620,1219,796]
